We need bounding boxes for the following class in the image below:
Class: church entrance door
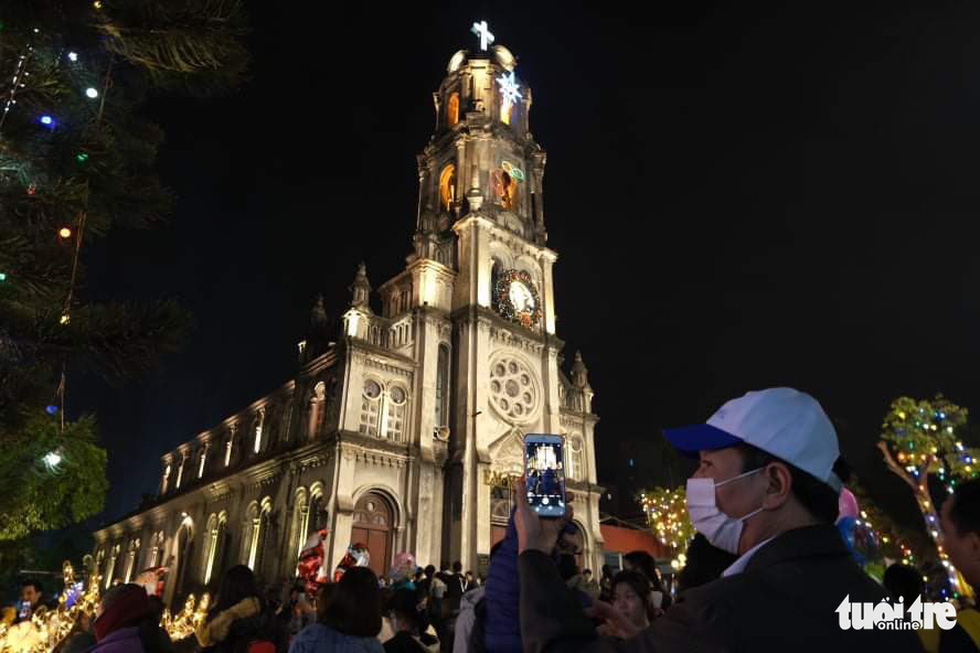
[351,492,393,578]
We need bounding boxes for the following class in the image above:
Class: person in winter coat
[196,565,283,653]
[289,567,384,653]
[383,588,439,653]
[483,509,582,653]
[452,585,484,653]
[90,583,170,653]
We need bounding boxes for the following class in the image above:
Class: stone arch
[289,487,311,561]
[513,254,542,285]
[123,536,142,583]
[168,514,195,602]
[351,484,403,532]
[349,487,400,578]
[200,513,218,583]
[488,241,515,271]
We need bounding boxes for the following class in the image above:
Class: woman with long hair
[196,565,282,653]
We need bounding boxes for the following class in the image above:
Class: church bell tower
[405,22,597,570]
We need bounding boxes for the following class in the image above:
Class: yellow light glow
[59,227,72,239]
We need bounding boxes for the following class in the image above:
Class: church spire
[571,350,591,389]
[413,26,547,249]
[349,262,372,312]
[311,294,328,330]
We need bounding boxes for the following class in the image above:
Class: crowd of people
[7,388,980,652]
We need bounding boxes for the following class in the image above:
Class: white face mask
[686,467,765,554]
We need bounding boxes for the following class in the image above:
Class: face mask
[686,467,765,554]
[140,582,157,597]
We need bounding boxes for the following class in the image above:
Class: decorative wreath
[493,269,542,328]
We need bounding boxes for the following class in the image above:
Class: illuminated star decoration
[471,20,494,51]
[496,70,522,118]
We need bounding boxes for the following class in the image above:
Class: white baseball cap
[664,387,842,493]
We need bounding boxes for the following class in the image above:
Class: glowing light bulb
[68,52,78,62]
[39,115,53,125]
[43,451,62,469]
[85,87,98,99]
[59,227,72,239]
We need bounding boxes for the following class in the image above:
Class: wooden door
[351,493,392,577]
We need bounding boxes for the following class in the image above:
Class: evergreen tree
[0,0,249,542]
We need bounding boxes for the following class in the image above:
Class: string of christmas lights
[638,486,696,570]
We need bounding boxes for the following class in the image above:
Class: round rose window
[489,355,539,423]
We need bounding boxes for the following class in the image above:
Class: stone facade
[92,40,603,604]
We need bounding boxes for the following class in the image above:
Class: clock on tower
[493,269,542,328]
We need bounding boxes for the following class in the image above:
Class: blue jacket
[288,623,384,653]
[483,513,522,653]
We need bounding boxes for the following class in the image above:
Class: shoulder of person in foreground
[195,597,261,647]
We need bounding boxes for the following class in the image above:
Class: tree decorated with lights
[638,486,696,569]
[877,395,980,597]
[0,0,248,539]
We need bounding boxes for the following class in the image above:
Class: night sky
[75,2,980,532]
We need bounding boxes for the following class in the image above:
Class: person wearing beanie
[90,584,151,653]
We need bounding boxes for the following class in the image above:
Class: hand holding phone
[523,434,567,518]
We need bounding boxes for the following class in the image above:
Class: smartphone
[18,601,30,620]
[524,433,567,517]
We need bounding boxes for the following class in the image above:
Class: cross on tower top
[471,20,495,51]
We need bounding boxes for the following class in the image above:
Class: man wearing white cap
[514,388,924,652]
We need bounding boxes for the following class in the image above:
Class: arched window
[105,543,121,589]
[435,345,450,433]
[123,538,141,583]
[383,385,407,442]
[175,455,185,489]
[161,463,171,494]
[308,485,326,536]
[290,489,311,562]
[308,382,326,439]
[447,92,459,126]
[491,169,518,210]
[224,429,235,467]
[501,99,514,125]
[198,444,209,478]
[149,531,165,567]
[243,503,260,569]
[253,408,265,454]
[439,164,457,212]
[202,512,228,585]
[569,436,584,481]
[359,379,382,436]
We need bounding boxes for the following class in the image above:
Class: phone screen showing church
[524,437,566,517]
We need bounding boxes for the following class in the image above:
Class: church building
[91,25,603,604]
